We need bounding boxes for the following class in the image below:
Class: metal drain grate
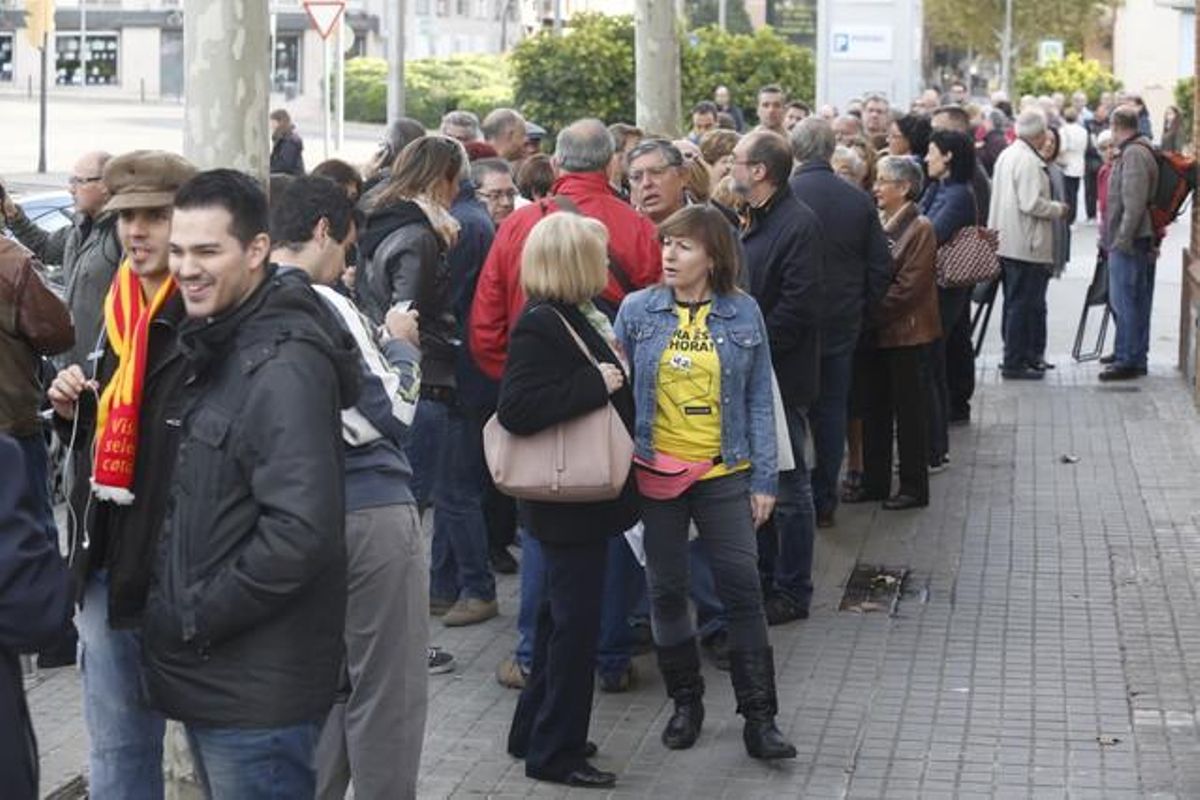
[839,564,908,615]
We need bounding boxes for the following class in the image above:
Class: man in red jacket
[468,117,661,380]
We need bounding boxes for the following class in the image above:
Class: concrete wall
[120,26,160,97]
[1112,0,1188,130]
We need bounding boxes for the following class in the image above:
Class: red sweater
[468,171,662,379]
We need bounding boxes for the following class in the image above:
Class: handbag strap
[545,306,600,367]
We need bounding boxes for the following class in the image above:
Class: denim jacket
[614,285,778,496]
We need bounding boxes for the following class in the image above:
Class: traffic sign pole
[323,35,331,159]
[303,1,345,160]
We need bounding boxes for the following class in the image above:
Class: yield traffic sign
[303,0,345,40]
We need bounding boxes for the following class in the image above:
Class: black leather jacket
[142,268,360,727]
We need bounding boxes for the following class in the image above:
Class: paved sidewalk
[29,222,1200,798]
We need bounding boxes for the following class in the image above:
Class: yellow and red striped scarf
[91,260,175,505]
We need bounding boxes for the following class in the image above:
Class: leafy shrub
[682,25,815,125]
[343,54,513,127]
[1014,53,1120,107]
[510,13,637,136]
[510,13,816,135]
[1175,77,1193,146]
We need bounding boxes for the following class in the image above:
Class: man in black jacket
[1,435,73,800]
[789,118,892,529]
[45,149,197,799]
[734,130,824,625]
[144,170,358,796]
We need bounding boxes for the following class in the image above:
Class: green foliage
[1014,54,1121,106]
[682,25,815,122]
[343,54,514,126]
[344,58,388,123]
[509,13,637,136]
[925,0,1114,67]
[509,14,815,134]
[1175,77,1193,145]
[685,0,753,35]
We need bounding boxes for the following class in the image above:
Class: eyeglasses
[628,165,676,183]
[477,189,518,201]
[69,175,103,187]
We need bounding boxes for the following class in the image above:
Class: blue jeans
[408,398,495,603]
[516,530,634,678]
[15,433,57,547]
[1108,241,1155,370]
[1001,258,1050,369]
[808,348,855,517]
[187,720,321,800]
[78,573,165,800]
[763,404,815,609]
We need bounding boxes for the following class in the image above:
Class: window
[456,0,469,14]
[272,35,301,93]
[436,0,450,15]
[55,33,118,86]
[0,34,12,83]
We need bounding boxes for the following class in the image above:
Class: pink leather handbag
[483,309,634,503]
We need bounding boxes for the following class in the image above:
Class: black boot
[729,647,797,760]
[656,639,705,750]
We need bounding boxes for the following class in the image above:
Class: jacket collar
[742,183,790,232]
[644,284,737,319]
[794,160,833,178]
[882,201,919,237]
[550,171,617,198]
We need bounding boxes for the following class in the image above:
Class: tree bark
[635,0,682,137]
[183,0,271,181]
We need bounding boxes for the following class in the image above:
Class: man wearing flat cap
[45,149,197,800]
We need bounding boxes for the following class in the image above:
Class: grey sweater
[1105,136,1158,253]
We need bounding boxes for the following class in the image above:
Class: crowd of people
[0,77,1172,799]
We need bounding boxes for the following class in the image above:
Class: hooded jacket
[142,267,360,727]
[357,200,459,390]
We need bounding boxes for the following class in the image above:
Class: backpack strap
[543,194,637,298]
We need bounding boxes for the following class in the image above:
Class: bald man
[2,150,122,372]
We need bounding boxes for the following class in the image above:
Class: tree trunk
[635,0,681,137]
[183,0,271,181]
[388,0,407,122]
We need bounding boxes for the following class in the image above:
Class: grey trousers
[316,503,429,800]
[641,472,769,653]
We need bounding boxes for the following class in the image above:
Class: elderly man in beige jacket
[988,110,1070,380]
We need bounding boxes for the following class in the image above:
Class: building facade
[0,0,518,101]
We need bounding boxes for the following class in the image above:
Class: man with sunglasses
[2,151,122,373]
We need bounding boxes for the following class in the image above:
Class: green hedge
[344,54,514,127]
[345,16,816,135]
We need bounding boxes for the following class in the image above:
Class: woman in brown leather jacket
[845,155,939,510]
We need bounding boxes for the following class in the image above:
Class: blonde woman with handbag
[498,212,637,790]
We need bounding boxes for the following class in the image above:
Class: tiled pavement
[29,222,1200,798]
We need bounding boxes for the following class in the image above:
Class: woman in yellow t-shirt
[613,205,794,761]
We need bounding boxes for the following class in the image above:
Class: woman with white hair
[844,155,939,510]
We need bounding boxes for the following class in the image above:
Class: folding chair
[1072,251,1111,363]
